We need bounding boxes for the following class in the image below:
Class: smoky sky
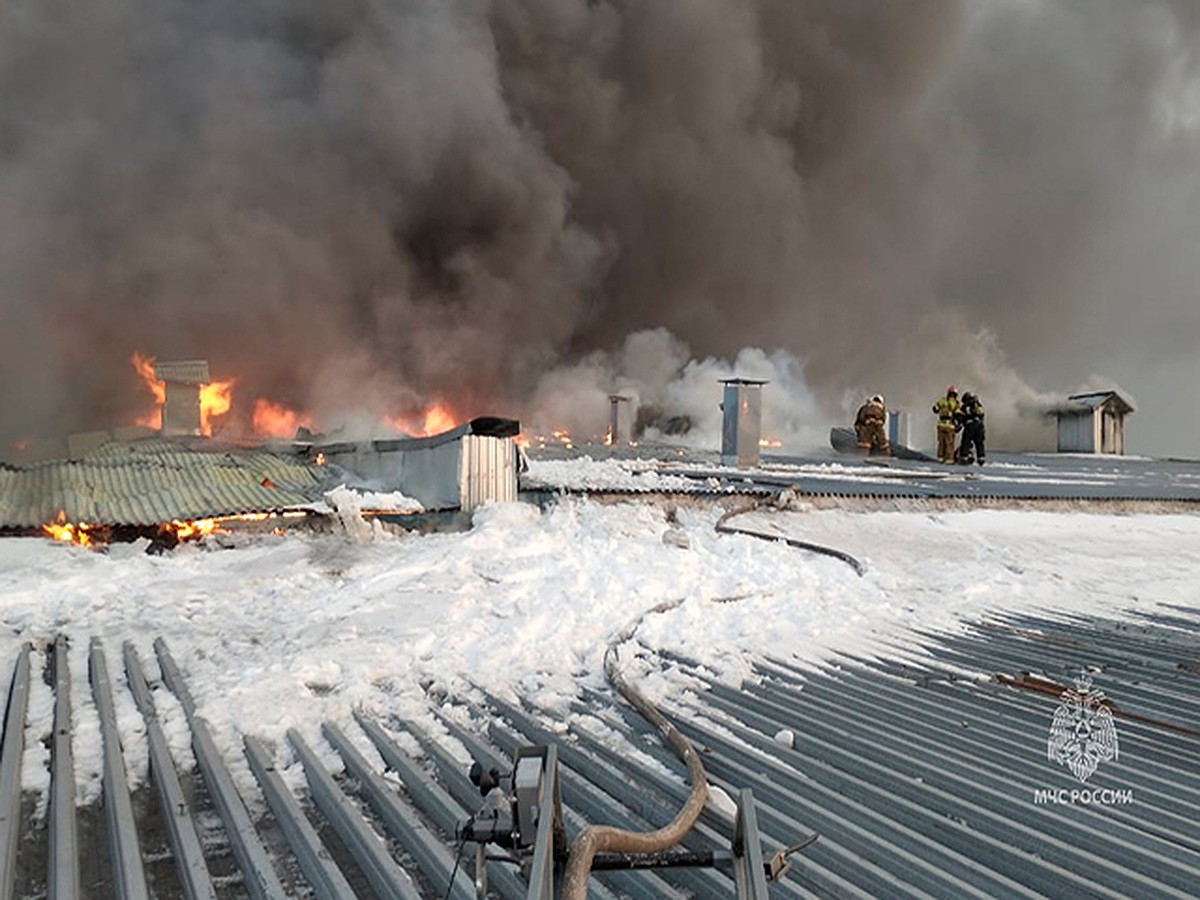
[2,0,1199,455]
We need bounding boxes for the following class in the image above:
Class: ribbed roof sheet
[623,610,1200,899]
[0,438,328,528]
[5,612,1194,898]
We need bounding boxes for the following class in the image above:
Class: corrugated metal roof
[0,438,328,529]
[525,445,1200,503]
[5,607,1196,897]
[628,609,1200,899]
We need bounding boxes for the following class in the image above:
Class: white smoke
[525,328,826,452]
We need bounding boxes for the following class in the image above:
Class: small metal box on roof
[720,378,768,469]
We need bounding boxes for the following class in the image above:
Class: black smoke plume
[2,1,1198,455]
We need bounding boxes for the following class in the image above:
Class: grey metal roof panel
[6,609,1195,897]
[524,446,1200,503]
[648,614,1200,899]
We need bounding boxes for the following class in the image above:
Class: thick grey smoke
[2,1,1198,456]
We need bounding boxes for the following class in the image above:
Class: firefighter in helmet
[932,386,960,463]
[854,394,890,455]
[956,391,986,465]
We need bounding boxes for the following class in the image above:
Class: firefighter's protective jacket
[957,397,985,430]
[856,399,886,428]
[932,395,960,432]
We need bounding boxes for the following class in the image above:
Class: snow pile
[524,456,708,492]
[0,492,1197,810]
[320,484,421,543]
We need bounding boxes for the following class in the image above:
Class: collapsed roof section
[0,439,328,530]
[0,417,524,531]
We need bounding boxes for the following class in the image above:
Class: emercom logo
[1047,673,1118,782]
[1032,673,1133,806]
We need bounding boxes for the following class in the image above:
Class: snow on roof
[2,498,1199,894]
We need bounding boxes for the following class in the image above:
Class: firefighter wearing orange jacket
[931,386,960,463]
[854,394,890,454]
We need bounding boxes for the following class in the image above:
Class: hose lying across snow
[560,599,709,900]
[716,498,867,577]
[562,497,859,896]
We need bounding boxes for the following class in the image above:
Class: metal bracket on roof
[764,831,820,882]
[457,743,789,898]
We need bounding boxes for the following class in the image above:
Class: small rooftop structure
[153,360,211,436]
[1056,391,1135,455]
[607,394,632,446]
[720,378,768,469]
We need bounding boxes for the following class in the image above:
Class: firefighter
[931,386,960,463]
[956,392,986,465]
[854,394,890,455]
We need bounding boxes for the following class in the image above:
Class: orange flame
[252,398,314,439]
[387,402,459,437]
[200,380,235,436]
[132,351,166,429]
[166,518,218,541]
[759,437,783,448]
[422,403,456,435]
[42,511,98,547]
[517,428,575,450]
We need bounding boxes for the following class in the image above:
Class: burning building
[0,348,525,545]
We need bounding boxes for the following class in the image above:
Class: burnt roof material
[152,360,211,385]
[0,438,328,529]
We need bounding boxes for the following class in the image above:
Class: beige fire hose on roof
[563,496,852,897]
[560,598,709,900]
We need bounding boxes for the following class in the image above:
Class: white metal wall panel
[459,435,517,513]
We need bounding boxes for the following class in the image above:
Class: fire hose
[716,498,866,577]
[560,599,709,900]
[563,497,853,896]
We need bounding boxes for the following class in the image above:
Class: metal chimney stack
[720,378,767,468]
[152,360,211,436]
[607,395,631,445]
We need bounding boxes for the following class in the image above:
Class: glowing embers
[41,511,310,551]
[522,428,575,450]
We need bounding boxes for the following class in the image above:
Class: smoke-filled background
[2,0,1199,455]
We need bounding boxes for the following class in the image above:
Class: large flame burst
[386,402,458,437]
